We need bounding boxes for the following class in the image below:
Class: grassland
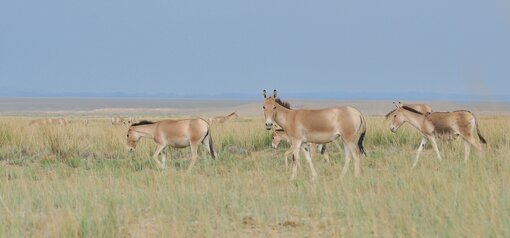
[0,116,509,237]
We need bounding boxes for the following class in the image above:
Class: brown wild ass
[126,118,216,172]
[386,104,486,168]
[262,90,367,179]
[29,118,69,125]
[272,129,330,168]
[210,112,239,123]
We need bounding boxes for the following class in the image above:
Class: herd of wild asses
[28,90,487,179]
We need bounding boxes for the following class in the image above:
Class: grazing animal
[395,101,433,114]
[126,118,215,172]
[386,104,486,168]
[210,112,239,123]
[29,118,68,125]
[262,89,367,179]
[112,116,133,125]
[272,129,330,167]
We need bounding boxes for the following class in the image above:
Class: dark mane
[228,112,237,116]
[385,106,424,118]
[402,106,424,115]
[131,120,154,126]
[275,98,291,109]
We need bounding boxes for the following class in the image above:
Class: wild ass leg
[152,144,166,169]
[283,148,293,168]
[309,144,316,160]
[346,142,361,177]
[464,135,482,159]
[427,135,442,161]
[290,141,302,180]
[301,145,318,179]
[187,142,199,173]
[335,140,351,178]
[412,137,428,168]
[463,140,471,162]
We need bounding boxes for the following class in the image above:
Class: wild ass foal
[386,105,486,168]
[272,129,330,168]
[126,118,215,172]
[262,90,366,179]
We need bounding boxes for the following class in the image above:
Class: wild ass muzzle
[386,104,486,168]
[126,118,216,172]
[262,89,367,179]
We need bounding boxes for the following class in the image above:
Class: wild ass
[386,104,486,168]
[126,118,216,172]
[210,112,239,123]
[272,129,330,168]
[262,90,367,179]
[112,116,133,125]
[29,118,69,125]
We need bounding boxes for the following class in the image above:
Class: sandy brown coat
[386,105,486,167]
[262,90,366,179]
[126,118,215,171]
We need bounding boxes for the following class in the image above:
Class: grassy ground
[0,116,509,237]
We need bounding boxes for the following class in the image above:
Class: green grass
[0,116,509,237]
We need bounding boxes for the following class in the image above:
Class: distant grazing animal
[395,101,433,114]
[386,104,486,168]
[272,129,330,167]
[112,116,133,125]
[210,112,239,123]
[262,89,366,179]
[126,118,215,172]
[29,118,68,126]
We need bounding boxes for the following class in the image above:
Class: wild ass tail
[318,144,326,154]
[202,128,216,159]
[472,113,487,144]
[357,113,367,155]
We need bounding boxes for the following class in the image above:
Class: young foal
[272,129,330,168]
[386,105,486,168]
[126,119,216,172]
[262,90,367,179]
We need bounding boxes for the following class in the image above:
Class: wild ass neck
[402,110,426,131]
[274,104,292,131]
[133,124,157,138]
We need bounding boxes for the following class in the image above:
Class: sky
[1,0,509,100]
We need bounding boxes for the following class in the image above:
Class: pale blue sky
[1,0,509,99]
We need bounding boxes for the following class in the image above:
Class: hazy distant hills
[1,91,508,102]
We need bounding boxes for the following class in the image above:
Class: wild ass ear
[263,89,267,98]
[273,89,277,98]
